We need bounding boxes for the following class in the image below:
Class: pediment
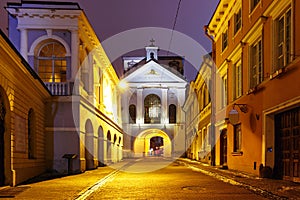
[122,60,187,84]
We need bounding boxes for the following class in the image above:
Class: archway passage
[134,129,171,157]
[150,136,164,156]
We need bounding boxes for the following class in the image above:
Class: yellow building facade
[207,0,300,181]
[0,30,51,186]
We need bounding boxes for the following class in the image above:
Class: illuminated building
[183,54,213,164]
[120,43,188,158]
[0,29,51,186]
[207,0,300,181]
[3,1,123,184]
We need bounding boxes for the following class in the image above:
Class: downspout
[204,25,216,166]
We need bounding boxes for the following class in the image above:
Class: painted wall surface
[0,31,50,186]
[208,0,300,178]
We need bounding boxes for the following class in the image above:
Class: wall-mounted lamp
[233,103,248,113]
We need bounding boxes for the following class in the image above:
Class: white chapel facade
[121,43,188,158]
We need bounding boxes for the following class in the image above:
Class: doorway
[220,129,227,167]
[274,107,300,181]
[150,136,164,156]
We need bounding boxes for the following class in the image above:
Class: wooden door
[275,107,300,182]
[220,129,227,166]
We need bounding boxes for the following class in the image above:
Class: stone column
[19,28,28,61]
[161,88,168,124]
[137,87,143,124]
[71,29,79,81]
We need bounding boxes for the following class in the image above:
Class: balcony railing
[45,82,71,96]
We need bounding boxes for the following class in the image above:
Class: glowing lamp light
[118,80,128,91]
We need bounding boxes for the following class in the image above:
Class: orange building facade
[207,0,300,181]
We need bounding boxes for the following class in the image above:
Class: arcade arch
[134,129,171,157]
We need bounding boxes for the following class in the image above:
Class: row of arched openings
[85,120,122,169]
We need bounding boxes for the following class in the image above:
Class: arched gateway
[134,129,171,157]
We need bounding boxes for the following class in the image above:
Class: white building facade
[121,45,188,158]
[6,1,123,174]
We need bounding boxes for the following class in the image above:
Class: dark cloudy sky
[0,0,219,80]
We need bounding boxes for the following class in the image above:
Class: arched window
[35,40,67,83]
[144,94,161,124]
[169,104,176,123]
[28,109,35,159]
[129,104,136,123]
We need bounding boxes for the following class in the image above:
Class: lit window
[250,39,263,88]
[234,60,242,99]
[144,94,161,124]
[35,40,67,83]
[234,9,242,34]
[233,124,242,152]
[274,9,292,70]
[222,30,228,52]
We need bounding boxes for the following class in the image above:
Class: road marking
[75,160,137,200]
[75,169,119,200]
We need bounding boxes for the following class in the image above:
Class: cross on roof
[149,38,155,46]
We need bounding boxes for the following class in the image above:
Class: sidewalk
[0,161,130,200]
[177,158,300,200]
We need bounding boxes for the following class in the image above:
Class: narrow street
[83,158,267,200]
[3,156,300,200]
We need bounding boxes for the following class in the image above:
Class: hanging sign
[228,109,239,125]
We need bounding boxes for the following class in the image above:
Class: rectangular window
[221,75,227,108]
[234,9,242,34]
[250,39,263,88]
[233,124,242,152]
[275,9,292,70]
[251,0,260,12]
[222,30,228,52]
[234,61,242,99]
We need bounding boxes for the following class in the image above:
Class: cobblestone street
[2,158,295,199]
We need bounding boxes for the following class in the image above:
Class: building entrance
[220,129,227,167]
[150,136,164,156]
[275,107,300,182]
[134,129,171,157]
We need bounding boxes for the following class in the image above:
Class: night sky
[0,0,219,80]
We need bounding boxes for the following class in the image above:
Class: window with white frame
[233,123,242,152]
[250,0,260,12]
[35,40,67,83]
[234,60,242,99]
[250,39,263,88]
[274,8,292,70]
[221,75,227,108]
[234,9,242,34]
[222,30,228,52]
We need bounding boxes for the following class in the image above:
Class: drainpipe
[204,25,216,166]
